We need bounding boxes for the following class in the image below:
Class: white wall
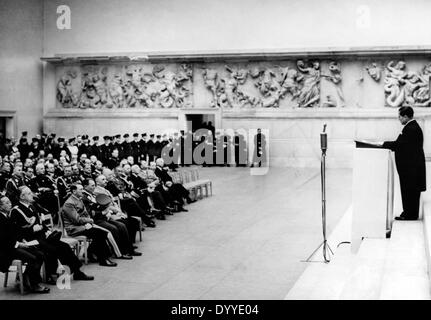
[0,0,43,137]
[43,0,431,56]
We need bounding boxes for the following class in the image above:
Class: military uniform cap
[123,133,129,138]
[115,134,121,139]
[142,133,147,137]
[133,133,139,137]
[96,194,111,207]
[92,136,99,141]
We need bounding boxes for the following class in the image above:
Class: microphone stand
[303,124,334,263]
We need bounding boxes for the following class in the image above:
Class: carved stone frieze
[384,60,431,108]
[54,57,431,110]
[56,63,193,109]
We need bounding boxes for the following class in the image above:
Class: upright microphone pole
[304,124,334,263]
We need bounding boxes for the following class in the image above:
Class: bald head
[95,175,107,187]
[102,168,114,181]
[131,165,141,174]
[156,158,164,167]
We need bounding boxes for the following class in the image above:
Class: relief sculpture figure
[296,60,321,108]
[203,68,219,108]
[223,66,252,108]
[412,64,431,107]
[278,67,301,100]
[384,60,407,108]
[79,68,104,109]
[56,70,79,108]
[366,63,381,81]
[107,74,124,108]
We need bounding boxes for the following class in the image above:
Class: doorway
[0,118,6,139]
[185,114,215,134]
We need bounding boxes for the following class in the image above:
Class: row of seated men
[0,147,196,294]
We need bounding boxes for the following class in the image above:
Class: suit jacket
[121,141,132,158]
[10,202,49,241]
[154,166,173,183]
[130,141,141,159]
[78,143,91,158]
[130,173,148,195]
[100,144,112,164]
[383,119,426,191]
[138,140,147,157]
[147,140,156,157]
[62,195,93,236]
[5,174,25,206]
[0,212,21,272]
[89,144,101,159]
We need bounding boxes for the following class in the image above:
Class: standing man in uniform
[250,128,266,168]
[89,136,101,159]
[139,133,148,162]
[383,106,426,221]
[121,134,132,159]
[131,133,141,164]
[100,136,113,164]
[147,134,155,163]
[113,135,123,159]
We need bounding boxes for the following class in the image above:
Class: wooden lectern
[351,140,399,253]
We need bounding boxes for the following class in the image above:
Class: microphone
[320,124,327,153]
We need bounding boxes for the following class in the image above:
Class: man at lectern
[382,106,426,221]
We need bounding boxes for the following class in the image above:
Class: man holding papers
[382,106,426,221]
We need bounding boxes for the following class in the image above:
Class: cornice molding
[41,45,431,65]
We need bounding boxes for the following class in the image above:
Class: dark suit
[30,174,59,216]
[10,202,82,276]
[383,119,426,219]
[78,143,91,158]
[100,144,112,164]
[147,140,155,162]
[252,132,266,167]
[139,139,147,161]
[121,141,132,159]
[5,174,25,206]
[0,211,45,287]
[154,166,190,203]
[130,140,141,163]
[89,143,101,159]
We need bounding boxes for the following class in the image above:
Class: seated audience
[0,130,203,294]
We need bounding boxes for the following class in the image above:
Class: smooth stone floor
[0,166,352,300]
